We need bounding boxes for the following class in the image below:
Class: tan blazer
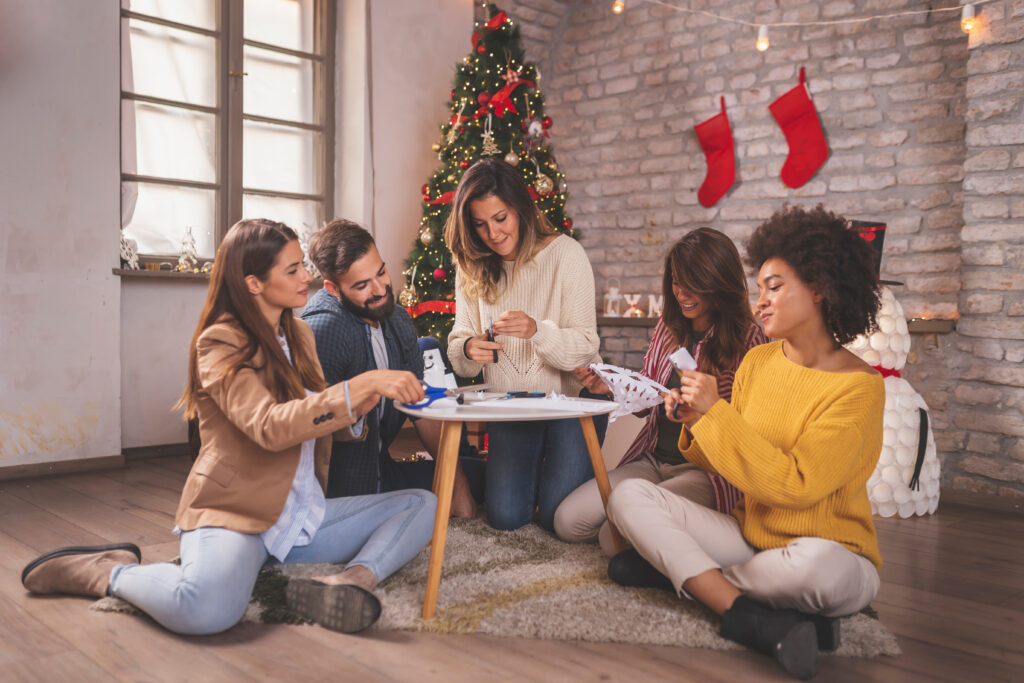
[174,318,361,533]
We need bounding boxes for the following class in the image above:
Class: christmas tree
[401,3,577,347]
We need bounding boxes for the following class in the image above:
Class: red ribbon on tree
[471,11,508,49]
[429,191,455,205]
[871,365,902,378]
[406,300,456,318]
[472,79,535,120]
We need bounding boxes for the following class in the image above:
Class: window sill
[113,268,210,281]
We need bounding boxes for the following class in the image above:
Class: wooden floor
[1,456,1021,682]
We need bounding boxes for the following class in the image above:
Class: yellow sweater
[680,341,885,570]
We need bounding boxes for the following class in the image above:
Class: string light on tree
[612,0,625,14]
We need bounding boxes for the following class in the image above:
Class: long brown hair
[662,228,759,378]
[177,218,325,419]
[444,158,556,303]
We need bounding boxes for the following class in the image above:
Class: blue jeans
[108,489,436,635]
[485,418,600,531]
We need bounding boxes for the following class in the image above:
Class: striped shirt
[618,317,769,514]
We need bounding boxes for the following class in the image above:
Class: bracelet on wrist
[343,380,355,420]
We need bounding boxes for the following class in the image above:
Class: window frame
[120,0,335,264]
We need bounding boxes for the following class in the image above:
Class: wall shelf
[597,315,957,334]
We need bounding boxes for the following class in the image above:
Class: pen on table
[506,391,545,398]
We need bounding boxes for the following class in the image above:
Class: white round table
[396,396,623,620]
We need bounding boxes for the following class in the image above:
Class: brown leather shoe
[22,543,141,597]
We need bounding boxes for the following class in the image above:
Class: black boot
[721,595,818,680]
[607,548,673,591]
[805,613,840,652]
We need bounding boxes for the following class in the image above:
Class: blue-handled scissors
[402,383,492,409]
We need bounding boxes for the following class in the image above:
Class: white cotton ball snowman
[847,286,940,518]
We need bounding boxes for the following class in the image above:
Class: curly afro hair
[745,204,880,346]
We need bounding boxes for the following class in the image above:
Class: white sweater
[448,235,600,395]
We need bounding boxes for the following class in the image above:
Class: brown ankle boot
[22,543,141,597]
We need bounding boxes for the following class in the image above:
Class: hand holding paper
[669,346,698,372]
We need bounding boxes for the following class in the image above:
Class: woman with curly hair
[606,205,884,679]
[554,228,767,557]
[446,158,601,532]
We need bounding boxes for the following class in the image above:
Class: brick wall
[500,0,1024,504]
[953,1,1024,501]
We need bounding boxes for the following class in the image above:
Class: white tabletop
[394,395,619,422]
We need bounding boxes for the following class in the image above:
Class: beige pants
[606,479,880,617]
[553,453,715,556]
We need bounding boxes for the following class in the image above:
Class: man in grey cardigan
[302,220,477,517]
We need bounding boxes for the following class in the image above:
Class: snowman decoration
[845,222,940,518]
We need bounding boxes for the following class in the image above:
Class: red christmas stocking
[695,96,735,208]
[770,67,828,188]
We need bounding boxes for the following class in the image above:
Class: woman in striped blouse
[554,228,767,557]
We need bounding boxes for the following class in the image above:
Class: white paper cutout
[589,363,668,421]
[669,346,697,371]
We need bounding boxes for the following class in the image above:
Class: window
[121,0,335,261]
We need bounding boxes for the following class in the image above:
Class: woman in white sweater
[445,158,601,531]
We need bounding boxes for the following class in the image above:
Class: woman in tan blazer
[21,218,436,635]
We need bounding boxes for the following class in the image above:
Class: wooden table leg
[422,419,462,620]
[579,415,626,554]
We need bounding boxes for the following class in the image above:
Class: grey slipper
[285,578,381,633]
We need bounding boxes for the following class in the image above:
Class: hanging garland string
[638,0,997,29]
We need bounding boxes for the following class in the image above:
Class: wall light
[612,1,625,14]
[756,25,769,51]
[961,3,976,33]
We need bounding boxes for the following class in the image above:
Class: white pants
[553,453,714,555]
[607,479,879,617]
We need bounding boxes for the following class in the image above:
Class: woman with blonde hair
[21,218,436,635]
[446,158,601,531]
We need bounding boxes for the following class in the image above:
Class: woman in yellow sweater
[606,205,884,680]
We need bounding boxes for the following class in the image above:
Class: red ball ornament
[433,267,446,282]
[449,89,456,100]
[459,159,470,169]
[422,193,430,202]
[562,218,573,229]
[477,91,491,105]
[542,116,553,130]
[421,184,429,195]
[521,120,529,132]
[476,44,486,53]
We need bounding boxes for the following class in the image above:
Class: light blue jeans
[109,489,436,635]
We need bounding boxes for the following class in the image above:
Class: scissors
[485,317,498,363]
[402,383,492,409]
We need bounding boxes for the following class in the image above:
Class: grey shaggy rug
[93,518,900,657]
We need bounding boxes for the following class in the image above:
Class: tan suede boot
[22,543,141,597]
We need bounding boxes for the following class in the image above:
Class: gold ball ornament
[504,152,519,166]
[431,142,441,152]
[398,286,419,307]
[419,228,435,246]
[534,173,554,195]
